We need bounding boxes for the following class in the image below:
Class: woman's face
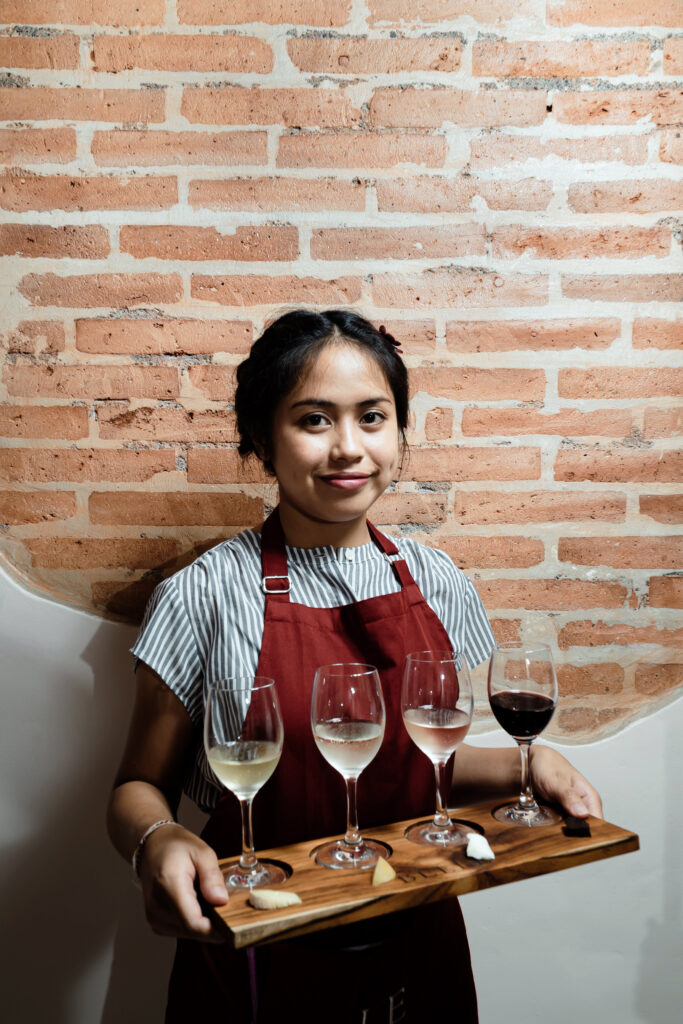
[269,342,400,545]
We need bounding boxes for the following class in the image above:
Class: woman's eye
[301,413,328,428]
[361,410,385,425]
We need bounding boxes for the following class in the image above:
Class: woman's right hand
[138,824,229,943]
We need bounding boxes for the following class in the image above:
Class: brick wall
[1,1,681,740]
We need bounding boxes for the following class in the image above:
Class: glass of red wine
[488,642,561,827]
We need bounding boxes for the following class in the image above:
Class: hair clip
[379,324,403,355]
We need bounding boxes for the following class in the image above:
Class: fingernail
[570,802,587,816]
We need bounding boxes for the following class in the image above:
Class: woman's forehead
[293,341,392,399]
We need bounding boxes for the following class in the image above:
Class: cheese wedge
[371,857,396,886]
[248,889,302,910]
[465,833,495,861]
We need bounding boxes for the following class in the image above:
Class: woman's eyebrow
[290,396,392,409]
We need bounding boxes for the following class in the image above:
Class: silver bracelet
[132,818,179,877]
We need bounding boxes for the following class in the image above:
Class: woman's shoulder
[151,528,262,604]
[392,534,474,596]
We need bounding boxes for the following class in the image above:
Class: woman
[108,309,601,1022]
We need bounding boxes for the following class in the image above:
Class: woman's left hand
[530,745,603,819]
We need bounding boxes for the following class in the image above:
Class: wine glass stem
[344,776,362,847]
[433,760,452,828]
[517,740,538,810]
[238,796,258,872]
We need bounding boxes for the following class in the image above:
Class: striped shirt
[132,528,495,812]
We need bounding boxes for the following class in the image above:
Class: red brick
[2,320,65,354]
[93,34,272,72]
[190,176,364,212]
[473,40,650,77]
[558,537,681,569]
[0,171,177,212]
[556,448,682,483]
[492,226,670,260]
[406,447,540,482]
[379,320,436,355]
[557,663,625,697]
[558,619,683,649]
[182,87,358,128]
[186,365,236,402]
[97,404,237,442]
[4,364,179,400]
[634,663,682,697]
[454,490,626,525]
[1,0,165,24]
[479,579,629,610]
[556,89,683,126]
[462,408,631,437]
[440,536,544,569]
[0,448,175,483]
[425,407,454,441]
[640,495,683,524]
[19,272,182,307]
[0,491,77,525]
[369,88,547,129]
[468,134,649,168]
[663,37,683,74]
[76,319,252,355]
[547,1,681,27]
[191,274,361,307]
[287,36,461,73]
[0,87,164,123]
[0,404,88,439]
[121,224,298,262]
[0,34,80,69]
[632,318,682,350]
[277,132,446,169]
[178,0,351,25]
[660,129,683,164]
[89,491,261,526]
[447,318,620,352]
[26,537,178,570]
[643,407,683,439]
[568,179,683,213]
[92,130,267,167]
[0,224,109,259]
[556,706,629,736]
[490,619,522,644]
[373,268,548,309]
[0,128,76,165]
[91,577,163,622]
[562,275,683,303]
[559,368,683,400]
[187,448,267,484]
[411,366,545,402]
[650,576,683,607]
[368,0,537,22]
[311,225,486,261]
[372,492,448,525]
[376,177,552,213]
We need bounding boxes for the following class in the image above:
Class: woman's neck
[277,502,372,550]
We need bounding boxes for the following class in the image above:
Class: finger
[193,849,230,907]
[149,866,224,943]
[564,776,603,820]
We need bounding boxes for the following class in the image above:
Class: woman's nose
[330,421,363,460]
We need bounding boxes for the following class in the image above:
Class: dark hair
[235,309,408,472]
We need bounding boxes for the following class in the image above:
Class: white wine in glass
[204,677,286,887]
[401,650,473,847]
[311,663,386,870]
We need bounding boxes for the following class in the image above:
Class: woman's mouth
[320,474,371,491]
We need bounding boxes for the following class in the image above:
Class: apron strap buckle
[262,574,291,594]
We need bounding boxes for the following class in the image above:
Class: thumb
[194,847,229,906]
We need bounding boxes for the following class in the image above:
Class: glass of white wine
[311,663,386,870]
[204,677,285,888]
[401,650,474,846]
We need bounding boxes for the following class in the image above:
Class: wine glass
[204,677,286,887]
[311,663,386,870]
[401,650,474,846]
[487,642,561,827]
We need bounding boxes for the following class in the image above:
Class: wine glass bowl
[487,642,561,827]
[204,677,286,887]
[401,650,473,847]
[311,663,386,869]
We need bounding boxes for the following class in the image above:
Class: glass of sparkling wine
[204,677,286,888]
[311,663,386,870]
[488,642,560,827]
[401,650,474,846]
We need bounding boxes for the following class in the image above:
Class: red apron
[166,509,478,1023]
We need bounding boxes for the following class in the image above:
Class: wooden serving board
[212,801,638,948]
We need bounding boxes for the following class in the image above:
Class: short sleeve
[461,576,496,669]
[131,574,205,724]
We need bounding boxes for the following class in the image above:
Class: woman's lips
[320,475,370,491]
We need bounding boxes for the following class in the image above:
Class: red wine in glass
[490,691,555,740]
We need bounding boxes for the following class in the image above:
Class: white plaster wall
[0,559,680,1023]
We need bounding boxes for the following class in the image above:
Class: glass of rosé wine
[401,650,474,847]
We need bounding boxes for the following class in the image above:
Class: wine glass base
[313,838,387,870]
[221,860,288,888]
[404,819,470,847]
[493,803,562,828]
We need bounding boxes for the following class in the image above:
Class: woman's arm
[453,742,603,819]
[107,662,228,942]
